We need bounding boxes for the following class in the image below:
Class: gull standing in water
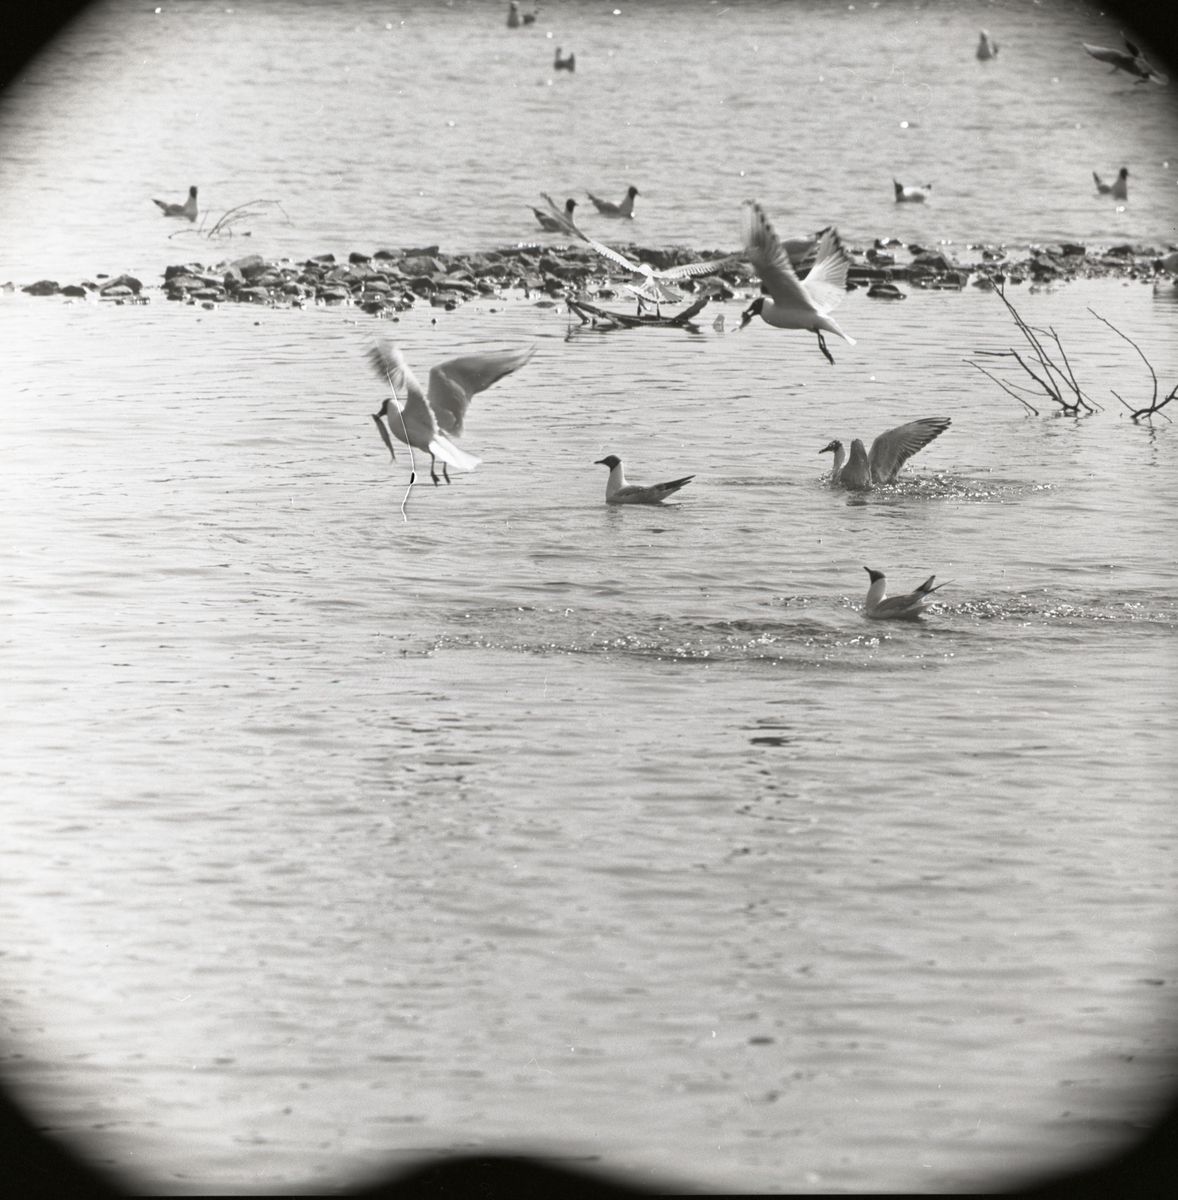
[863,568,945,621]
[368,341,535,484]
[1093,168,1129,199]
[893,180,931,202]
[595,456,693,505]
[531,196,578,231]
[587,186,639,218]
[739,201,855,365]
[821,417,951,490]
[153,186,198,220]
[1083,38,1168,84]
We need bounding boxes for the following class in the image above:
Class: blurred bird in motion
[739,201,855,365]
[587,186,638,217]
[893,179,931,203]
[153,185,198,220]
[1093,167,1129,199]
[821,418,951,491]
[863,568,946,621]
[1082,37,1168,84]
[531,196,578,231]
[595,455,693,505]
[368,341,535,484]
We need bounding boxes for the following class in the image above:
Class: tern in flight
[821,418,951,490]
[531,196,578,231]
[1082,37,1168,84]
[153,186,198,220]
[739,201,855,365]
[1093,168,1129,199]
[863,568,946,621]
[595,456,693,505]
[368,341,535,484]
[586,186,639,218]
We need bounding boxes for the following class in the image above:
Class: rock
[400,255,444,276]
[910,251,954,271]
[228,255,267,278]
[60,285,89,297]
[867,282,906,300]
[1060,243,1086,257]
[22,280,60,295]
[401,245,440,257]
[101,285,133,298]
[237,287,271,303]
[311,253,336,263]
[1106,244,1133,257]
[349,251,371,264]
[373,249,400,260]
[318,287,351,302]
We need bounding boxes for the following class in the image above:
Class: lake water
[2,0,1177,1195]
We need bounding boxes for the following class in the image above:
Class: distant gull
[587,186,638,218]
[555,47,576,72]
[507,2,536,28]
[976,30,998,60]
[531,196,578,231]
[368,341,535,484]
[1093,167,1129,199]
[739,201,855,365]
[595,455,693,505]
[153,185,198,221]
[538,191,584,237]
[1082,38,1168,85]
[893,179,931,203]
[863,567,945,621]
[821,418,951,490]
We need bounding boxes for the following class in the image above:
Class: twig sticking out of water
[169,199,292,240]
[967,283,1099,416]
[1089,308,1176,423]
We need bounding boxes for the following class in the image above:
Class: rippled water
[2,0,1178,1196]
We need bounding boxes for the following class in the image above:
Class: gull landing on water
[595,455,693,505]
[587,186,639,218]
[739,201,855,365]
[821,417,951,490]
[153,186,198,220]
[863,568,946,621]
[368,341,535,484]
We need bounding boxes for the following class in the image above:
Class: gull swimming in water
[976,30,998,60]
[531,196,578,231]
[893,180,931,203]
[554,47,576,71]
[595,455,693,505]
[1083,38,1168,84]
[820,417,951,490]
[368,341,535,484]
[153,186,198,220]
[739,201,855,365]
[587,186,638,218]
[863,567,946,621]
[1093,167,1129,199]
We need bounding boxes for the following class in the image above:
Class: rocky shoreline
[8,236,1175,313]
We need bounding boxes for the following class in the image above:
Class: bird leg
[442,462,451,484]
[429,454,441,486]
[815,329,835,366]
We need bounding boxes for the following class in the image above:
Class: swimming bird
[863,567,946,621]
[554,47,576,71]
[531,196,578,232]
[368,341,535,484]
[1093,167,1129,199]
[739,201,855,365]
[153,186,198,220]
[507,2,521,28]
[587,186,638,218]
[595,455,693,505]
[976,30,998,60]
[537,191,585,238]
[820,417,951,490]
[893,180,931,203]
[1082,38,1167,84]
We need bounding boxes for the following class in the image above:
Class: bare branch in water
[965,359,1039,414]
[169,200,292,240]
[1087,308,1175,421]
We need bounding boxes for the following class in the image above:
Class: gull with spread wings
[1082,37,1167,85]
[739,201,855,365]
[368,341,535,484]
[821,418,951,490]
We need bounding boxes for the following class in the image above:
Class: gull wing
[1123,36,1143,57]
[428,345,536,436]
[625,278,684,304]
[656,254,743,280]
[796,228,851,316]
[867,417,951,484]
[539,192,581,236]
[581,233,644,273]
[367,341,438,439]
[741,200,815,313]
[1083,43,1127,66]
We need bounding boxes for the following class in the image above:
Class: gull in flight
[587,186,639,218]
[368,341,535,484]
[531,196,578,231]
[1093,167,1128,199]
[976,30,998,60]
[1083,38,1168,84]
[821,417,951,490]
[893,180,931,203]
[863,567,946,621]
[739,201,855,365]
[153,186,198,220]
[595,455,693,505]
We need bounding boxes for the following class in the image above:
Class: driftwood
[565,294,709,334]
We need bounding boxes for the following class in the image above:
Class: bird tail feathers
[429,436,481,473]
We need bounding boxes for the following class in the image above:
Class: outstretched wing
[657,254,743,280]
[539,192,581,236]
[868,417,951,484]
[428,346,536,436]
[797,228,851,315]
[1083,43,1125,66]
[367,341,437,438]
[742,200,814,312]
[580,233,644,274]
